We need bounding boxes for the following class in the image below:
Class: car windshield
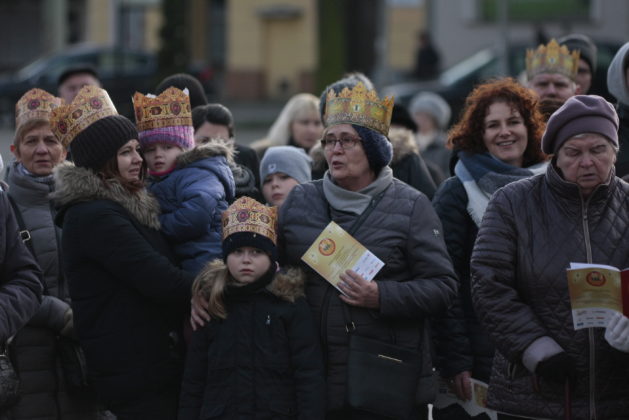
[15,55,52,80]
[439,48,495,86]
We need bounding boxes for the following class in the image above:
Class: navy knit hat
[557,34,597,74]
[155,73,208,109]
[352,124,393,173]
[71,115,138,171]
[542,95,619,154]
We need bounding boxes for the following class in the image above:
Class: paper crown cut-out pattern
[133,87,192,132]
[15,88,64,128]
[222,196,277,245]
[324,82,394,136]
[526,39,580,81]
[50,85,117,147]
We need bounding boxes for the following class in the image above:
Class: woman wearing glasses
[278,82,457,419]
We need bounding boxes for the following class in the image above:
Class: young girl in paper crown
[134,87,236,274]
[178,196,325,419]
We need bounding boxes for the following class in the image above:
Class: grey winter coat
[279,177,457,411]
[471,164,629,419]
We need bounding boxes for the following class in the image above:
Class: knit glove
[605,312,629,352]
[535,352,576,384]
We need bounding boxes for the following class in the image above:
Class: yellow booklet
[301,221,384,293]
[567,262,629,330]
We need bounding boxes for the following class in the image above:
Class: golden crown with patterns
[324,82,394,136]
[526,39,580,81]
[133,87,192,132]
[50,85,118,147]
[15,88,65,128]
[222,197,277,245]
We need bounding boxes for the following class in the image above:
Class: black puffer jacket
[179,261,325,419]
[279,178,457,411]
[0,191,42,343]
[431,177,493,382]
[471,164,629,419]
[53,162,194,408]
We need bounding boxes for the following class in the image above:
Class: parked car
[0,44,158,125]
[383,39,623,126]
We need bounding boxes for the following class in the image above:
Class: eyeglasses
[320,136,362,150]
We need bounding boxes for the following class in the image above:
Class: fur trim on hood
[388,127,419,165]
[308,128,418,169]
[52,161,161,230]
[176,139,235,168]
[195,259,305,303]
[309,142,327,173]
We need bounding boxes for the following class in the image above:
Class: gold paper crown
[50,85,117,147]
[133,87,192,132]
[526,39,580,81]
[324,82,394,136]
[222,197,277,245]
[15,88,64,128]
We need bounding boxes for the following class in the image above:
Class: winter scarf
[322,166,393,215]
[455,151,547,226]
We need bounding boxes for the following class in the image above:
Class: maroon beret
[542,95,619,154]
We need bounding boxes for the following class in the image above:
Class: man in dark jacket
[0,189,42,343]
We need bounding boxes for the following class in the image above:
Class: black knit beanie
[155,73,208,109]
[222,231,278,265]
[71,115,138,172]
[352,124,393,174]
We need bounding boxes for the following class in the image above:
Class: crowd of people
[1,34,629,420]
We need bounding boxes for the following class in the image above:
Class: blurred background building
[0,0,627,103]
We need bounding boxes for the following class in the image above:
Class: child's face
[226,246,272,284]
[262,172,300,207]
[143,143,183,172]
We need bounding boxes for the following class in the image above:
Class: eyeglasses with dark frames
[320,136,362,150]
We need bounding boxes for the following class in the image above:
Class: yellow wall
[86,0,114,44]
[228,0,318,96]
[388,5,424,71]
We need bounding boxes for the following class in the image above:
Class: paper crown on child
[526,39,580,82]
[222,197,278,261]
[324,82,394,136]
[133,87,194,150]
[50,85,118,148]
[15,88,65,128]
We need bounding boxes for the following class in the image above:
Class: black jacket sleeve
[178,324,211,420]
[287,298,326,419]
[432,177,474,377]
[66,201,192,305]
[0,192,42,342]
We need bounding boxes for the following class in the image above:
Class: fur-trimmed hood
[52,161,161,230]
[388,127,419,165]
[196,259,305,303]
[176,139,236,169]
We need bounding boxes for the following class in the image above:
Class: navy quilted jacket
[279,178,457,410]
[471,164,629,419]
[149,144,235,274]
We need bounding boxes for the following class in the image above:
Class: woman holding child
[471,95,629,419]
[52,86,194,419]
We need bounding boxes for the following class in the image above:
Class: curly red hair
[448,78,546,167]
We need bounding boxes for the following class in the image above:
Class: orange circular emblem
[318,238,336,256]
[586,271,606,287]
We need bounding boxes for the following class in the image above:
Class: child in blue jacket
[134,87,235,274]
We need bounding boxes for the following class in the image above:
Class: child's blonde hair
[192,259,231,319]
